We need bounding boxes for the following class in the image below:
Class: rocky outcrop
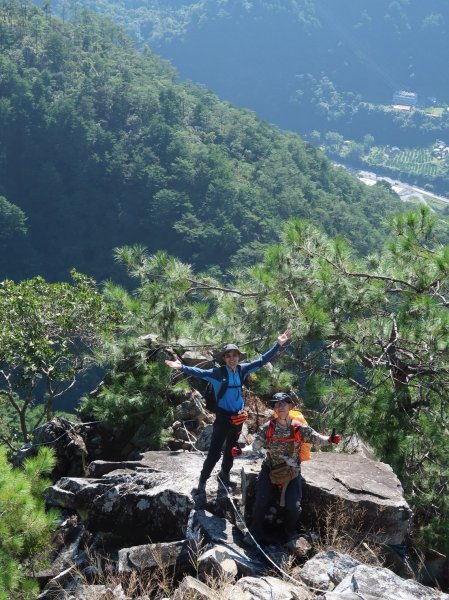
[47,466,196,545]
[40,448,447,599]
[15,417,88,480]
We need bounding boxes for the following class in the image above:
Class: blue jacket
[181,343,281,413]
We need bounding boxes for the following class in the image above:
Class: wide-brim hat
[214,343,247,364]
[268,392,295,405]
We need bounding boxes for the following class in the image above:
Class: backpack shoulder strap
[216,365,229,402]
[291,422,302,444]
[266,419,276,445]
[237,364,243,383]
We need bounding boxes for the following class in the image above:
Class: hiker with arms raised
[233,392,341,545]
[165,330,291,492]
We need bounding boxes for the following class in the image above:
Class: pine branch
[184,279,258,297]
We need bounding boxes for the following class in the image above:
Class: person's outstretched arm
[242,329,291,377]
[165,354,217,382]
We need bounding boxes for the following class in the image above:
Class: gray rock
[300,453,412,546]
[198,544,239,582]
[228,575,312,599]
[300,550,361,591]
[36,566,78,599]
[195,424,214,451]
[181,351,214,368]
[334,564,449,599]
[340,434,376,461]
[118,540,188,573]
[320,594,379,600]
[188,510,266,577]
[72,584,128,599]
[172,575,221,600]
[173,390,207,422]
[17,417,88,480]
[87,460,151,478]
[283,536,312,558]
[47,466,195,545]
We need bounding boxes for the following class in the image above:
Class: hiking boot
[243,529,270,547]
[217,470,232,488]
[283,535,312,557]
[193,476,207,494]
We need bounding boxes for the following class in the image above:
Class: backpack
[267,409,312,462]
[204,364,243,413]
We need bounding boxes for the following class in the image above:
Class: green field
[366,146,448,177]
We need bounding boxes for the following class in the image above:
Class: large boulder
[301,453,412,546]
[46,466,195,545]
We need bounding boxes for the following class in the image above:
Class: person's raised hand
[165,354,182,370]
[277,329,292,346]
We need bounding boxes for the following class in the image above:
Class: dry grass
[46,544,179,599]
[311,499,386,566]
[50,536,241,599]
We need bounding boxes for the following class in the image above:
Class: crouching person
[233,392,341,545]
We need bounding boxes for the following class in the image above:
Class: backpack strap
[216,365,229,403]
[216,364,243,403]
[292,424,302,444]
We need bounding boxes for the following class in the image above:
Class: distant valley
[41,0,449,196]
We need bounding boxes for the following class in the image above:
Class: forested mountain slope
[0,0,401,281]
[42,0,449,130]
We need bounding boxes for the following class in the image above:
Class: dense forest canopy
[0,0,401,282]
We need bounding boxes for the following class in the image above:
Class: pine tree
[0,445,58,599]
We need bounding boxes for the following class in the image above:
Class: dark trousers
[251,464,302,540]
[200,409,243,480]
